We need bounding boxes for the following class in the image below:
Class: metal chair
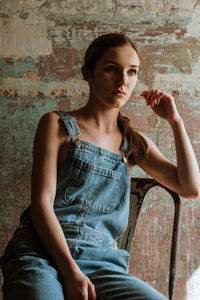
[117,178,182,300]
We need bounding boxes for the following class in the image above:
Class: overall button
[75,140,81,148]
[122,156,127,163]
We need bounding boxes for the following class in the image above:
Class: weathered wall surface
[0,0,200,299]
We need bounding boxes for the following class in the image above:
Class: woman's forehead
[97,45,140,67]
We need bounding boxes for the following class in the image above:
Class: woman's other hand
[141,89,180,123]
[63,266,96,300]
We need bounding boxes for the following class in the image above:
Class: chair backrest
[117,177,182,300]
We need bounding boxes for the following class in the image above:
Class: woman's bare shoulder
[136,130,155,150]
[38,111,60,124]
[35,111,70,146]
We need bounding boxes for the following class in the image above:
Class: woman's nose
[116,71,128,86]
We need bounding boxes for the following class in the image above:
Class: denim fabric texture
[1,111,168,300]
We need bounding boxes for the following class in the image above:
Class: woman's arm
[138,89,200,199]
[31,112,96,300]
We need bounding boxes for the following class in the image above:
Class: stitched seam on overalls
[74,158,121,180]
[55,111,80,136]
[73,206,88,225]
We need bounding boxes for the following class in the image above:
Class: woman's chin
[109,98,129,108]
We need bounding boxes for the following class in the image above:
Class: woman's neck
[77,101,120,133]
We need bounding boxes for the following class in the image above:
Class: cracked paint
[0,1,200,299]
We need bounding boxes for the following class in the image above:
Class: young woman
[1,33,200,300]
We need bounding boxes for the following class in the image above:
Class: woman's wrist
[58,257,81,278]
[168,115,183,127]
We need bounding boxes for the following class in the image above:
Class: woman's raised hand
[63,266,96,300]
[141,89,181,122]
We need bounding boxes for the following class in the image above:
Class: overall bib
[1,111,167,300]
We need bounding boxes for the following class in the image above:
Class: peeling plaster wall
[0,0,200,299]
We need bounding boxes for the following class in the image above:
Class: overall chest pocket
[64,159,121,213]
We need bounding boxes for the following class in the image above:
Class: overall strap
[55,111,80,136]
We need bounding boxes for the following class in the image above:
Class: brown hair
[84,33,148,165]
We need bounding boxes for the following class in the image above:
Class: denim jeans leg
[89,269,168,300]
[2,255,65,300]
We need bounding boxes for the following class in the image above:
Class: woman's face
[87,44,140,109]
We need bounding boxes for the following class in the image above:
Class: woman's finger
[140,90,148,97]
[88,282,96,300]
[141,89,162,107]
[146,89,154,105]
[81,285,89,300]
[156,92,164,105]
[149,90,157,107]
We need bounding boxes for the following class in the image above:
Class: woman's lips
[112,90,126,96]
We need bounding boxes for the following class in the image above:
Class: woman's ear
[81,65,89,81]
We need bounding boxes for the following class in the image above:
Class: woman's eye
[105,66,116,72]
[128,69,137,75]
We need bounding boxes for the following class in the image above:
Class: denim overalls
[1,111,167,300]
